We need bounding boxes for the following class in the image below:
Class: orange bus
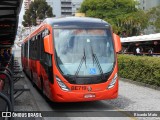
[21,17,121,102]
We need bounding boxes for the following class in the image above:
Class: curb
[120,78,160,91]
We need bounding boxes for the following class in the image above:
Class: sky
[18,1,25,26]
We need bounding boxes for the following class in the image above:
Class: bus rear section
[22,17,121,102]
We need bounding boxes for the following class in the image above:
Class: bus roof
[43,17,110,28]
[120,33,160,43]
[22,17,111,43]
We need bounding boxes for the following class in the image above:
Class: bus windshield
[54,28,115,76]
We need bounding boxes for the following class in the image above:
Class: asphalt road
[24,74,135,120]
[26,76,160,120]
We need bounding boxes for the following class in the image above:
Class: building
[24,0,34,11]
[137,0,160,10]
[136,0,160,34]
[46,0,60,17]
[46,0,84,17]
[72,0,84,16]
[61,0,72,17]
[23,0,84,17]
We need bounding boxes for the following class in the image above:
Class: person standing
[148,48,153,56]
[3,49,10,61]
[136,46,141,56]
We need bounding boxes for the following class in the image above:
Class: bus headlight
[107,73,118,89]
[56,76,70,91]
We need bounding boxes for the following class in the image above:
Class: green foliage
[22,10,32,26]
[118,54,160,86]
[22,0,54,27]
[80,0,149,36]
[148,5,160,32]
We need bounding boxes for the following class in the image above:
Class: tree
[22,0,54,27]
[80,0,149,36]
[148,5,160,33]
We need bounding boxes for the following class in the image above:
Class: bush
[118,54,160,87]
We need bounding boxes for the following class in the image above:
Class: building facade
[24,0,34,11]
[136,0,160,34]
[72,0,84,16]
[137,0,160,10]
[61,0,72,17]
[46,0,84,17]
[24,0,31,11]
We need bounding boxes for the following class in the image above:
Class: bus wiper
[75,48,87,76]
[91,45,105,79]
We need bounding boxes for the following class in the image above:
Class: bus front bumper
[51,83,118,102]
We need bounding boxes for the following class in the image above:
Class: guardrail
[0,55,30,120]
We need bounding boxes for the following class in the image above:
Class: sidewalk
[13,58,42,120]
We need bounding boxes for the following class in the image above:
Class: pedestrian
[148,48,153,56]
[3,49,10,61]
[136,46,141,56]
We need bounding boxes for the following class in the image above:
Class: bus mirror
[113,33,122,53]
[44,35,53,54]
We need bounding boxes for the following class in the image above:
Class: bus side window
[23,45,24,57]
[37,34,41,60]
[24,43,26,57]
[40,33,44,60]
[25,42,28,58]
[29,38,33,59]
[29,37,37,60]
[34,36,38,59]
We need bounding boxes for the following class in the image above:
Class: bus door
[39,29,53,94]
[36,34,41,77]
[30,36,39,85]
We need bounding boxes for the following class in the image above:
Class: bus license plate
[84,94,96,98]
